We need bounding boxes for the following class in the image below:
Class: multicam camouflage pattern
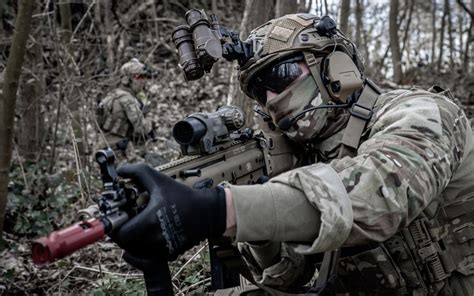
[99,88,152,148]
[239,242,309,290]
[230,88,474,295]
[120,58,148,77]
[265,74,330,142]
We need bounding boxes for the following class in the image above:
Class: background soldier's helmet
[120,58,148,85]
[239,14,365,105]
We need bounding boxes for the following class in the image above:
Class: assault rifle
[31,105,300,295]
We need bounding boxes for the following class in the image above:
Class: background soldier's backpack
[96,90,128,131]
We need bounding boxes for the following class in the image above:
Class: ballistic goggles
[248,55,308,105]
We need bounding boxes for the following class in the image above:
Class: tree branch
[456,0,474,18]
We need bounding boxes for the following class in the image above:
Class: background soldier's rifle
[31,105,300,295]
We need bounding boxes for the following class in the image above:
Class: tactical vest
[333,87,474,296]
[97,89,133,138]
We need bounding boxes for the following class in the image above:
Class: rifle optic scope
[172,105,245,155]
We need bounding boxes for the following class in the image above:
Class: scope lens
[184,64,205,81]
[173,118,207,145]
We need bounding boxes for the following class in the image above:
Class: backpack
[96,90,123,130]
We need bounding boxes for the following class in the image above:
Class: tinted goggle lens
[133,74,146,80]
[248,58,303,105]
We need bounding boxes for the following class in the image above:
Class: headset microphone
[277,103,349,131]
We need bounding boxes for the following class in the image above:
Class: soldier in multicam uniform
[97,58,154,158]
[108,14,474,295]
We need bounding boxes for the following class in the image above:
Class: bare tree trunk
[438,0,448,70]
[390,0,403,83]
[211,0,220,77]
[446,0,455,67]
[59,0,72,43]
[151,0,160,41]
[431,0,437,64]
[18,4,45,163]
[59,0,86,169]
[298,0,312,13]
[0,0,35,235]
[104,0,115,70]
[458,2,464,58]
[339,0,350,35]
[276,0,297,17]
[318,0,324,15]
[94,0,102,25]
[18,70,43,162]
[457,0,474,70]
[400,0,414,66]
[471,0,474,70]
[0,0,4,37]
[471,0,474,71]
[355,0,363,50]
[228,0,274,128]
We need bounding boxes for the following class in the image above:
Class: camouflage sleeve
[332,90,470,246]
[118,95,152,136]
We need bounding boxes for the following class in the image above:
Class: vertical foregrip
[143,261,174,296]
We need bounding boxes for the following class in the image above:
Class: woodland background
[0,0,473,294]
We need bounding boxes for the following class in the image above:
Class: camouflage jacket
[100,88,152,145]
[227,88,474,295]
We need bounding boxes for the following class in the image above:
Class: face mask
[131,78,145,93]
[265,74,329,142]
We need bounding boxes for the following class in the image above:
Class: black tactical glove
[110,163,227,261]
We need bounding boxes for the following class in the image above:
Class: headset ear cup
[321,57,330,85]
[324,51,363,103]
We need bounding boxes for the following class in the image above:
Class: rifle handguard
[31,218,106,265]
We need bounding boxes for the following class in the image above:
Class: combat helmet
[239,14,366,106]
[120,58,149,85]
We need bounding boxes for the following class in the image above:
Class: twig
[172,242,208,280]
[66,114,87,206]
[456,0,474,18]
[70,0,96,42]
[48,2,62,174]
[178,277,211,294]
[173,283,182,295]
[73,264,143,277]
[32,11,54,18]
[13,143,29,191]
[66,276,101,287]
[95,244,104,287]
[47,266,77,293]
